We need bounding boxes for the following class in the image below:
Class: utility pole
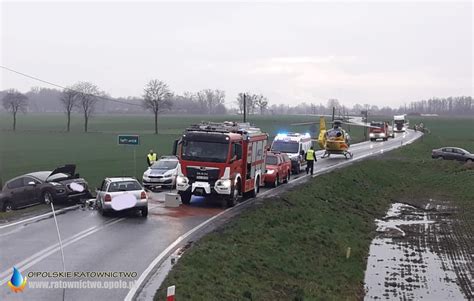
[243,93,247,123]
[332,106,335,121]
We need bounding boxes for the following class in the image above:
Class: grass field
[0,113,366,188]
[155,116,473,300]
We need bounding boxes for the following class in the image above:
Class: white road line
[0,203,162,285]
[0,205,80,230]
[126,131,423,301]
[0,218,123,285]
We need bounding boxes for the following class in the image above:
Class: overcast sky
[1,1,472,108]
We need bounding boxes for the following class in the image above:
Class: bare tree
[197,89,226,114]
[2,89,28,131]
[73,82,100,133]
[254,94,269,115]
[142,79,172,134]
[60,88,77,132]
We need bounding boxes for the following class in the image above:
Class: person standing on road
[305,146,317,175]
[147,149,157,167]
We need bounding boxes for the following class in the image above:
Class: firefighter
[305,146,316,175]
[147,149,157,167]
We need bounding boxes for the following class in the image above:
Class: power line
[0,65,142,107]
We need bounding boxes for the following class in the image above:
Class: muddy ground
[364,199,473,300]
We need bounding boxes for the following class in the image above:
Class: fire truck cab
[369,121,389,141]
[175,122,268,208]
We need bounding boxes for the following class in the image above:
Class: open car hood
[47,164,76,180]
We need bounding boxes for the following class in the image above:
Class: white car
[96,177,148,217]
[142,156,180,190]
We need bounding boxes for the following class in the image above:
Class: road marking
[0,205,80,230]
[0,217,123,285]
[0,204,162,285]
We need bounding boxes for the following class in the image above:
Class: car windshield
[271,141,299,153]
[266,156,278,165]
[151,160,178,170]
[394,120,405,125]
[108,180,142,192]
[181,140,229,163]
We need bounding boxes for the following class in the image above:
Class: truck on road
[393,115,409,132]
[369,121,390,141]
[175,121,268,208]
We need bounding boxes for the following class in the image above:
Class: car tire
[273,174,279,187]
[3,201,13,212]
[141,207,148,217]
[467,159,473,163]
[179,191,192,205]
[285,171,291,183]
[97,201,106,216]
[293,165,300,175]
[42,191,53,205]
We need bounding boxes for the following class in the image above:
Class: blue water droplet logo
[10,267,24,287]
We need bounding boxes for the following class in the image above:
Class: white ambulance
[270,133,313,174]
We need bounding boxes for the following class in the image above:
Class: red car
[264,152,292,187]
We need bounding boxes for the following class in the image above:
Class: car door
[22,176,41,205]
[453,149,465,161]
[231,142,243,185]
[443,148,454,160]
[6,177,29,208]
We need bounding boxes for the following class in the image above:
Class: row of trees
[1,80,272,133]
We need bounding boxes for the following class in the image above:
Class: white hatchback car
[142,156,180,190]
[96,177,148,217]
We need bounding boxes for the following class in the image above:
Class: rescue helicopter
[292,115,377,159]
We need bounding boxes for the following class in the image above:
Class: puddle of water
[364,202,470,300]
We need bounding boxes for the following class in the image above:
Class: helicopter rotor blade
[291,121,319,126]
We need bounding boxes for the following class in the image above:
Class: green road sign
[118,135,140,146]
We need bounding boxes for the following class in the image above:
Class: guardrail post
[167,285,176,301]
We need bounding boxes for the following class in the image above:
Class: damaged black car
[0,164,92,211]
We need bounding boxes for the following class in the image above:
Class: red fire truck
[175,121,268,208]
[369,121,390,141]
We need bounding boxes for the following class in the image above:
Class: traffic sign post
[118,135,140,178]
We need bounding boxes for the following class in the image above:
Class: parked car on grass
[264,152,292,187]
[0,164,91,212]
[96,177,148,217]
[431,147,474,162]
[142,156,180,190]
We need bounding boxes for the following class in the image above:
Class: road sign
[118,135,140,146]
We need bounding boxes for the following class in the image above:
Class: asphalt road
[0,130,422,301]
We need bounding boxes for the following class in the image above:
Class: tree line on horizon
[1,83,472,133]
[0,80,271,133]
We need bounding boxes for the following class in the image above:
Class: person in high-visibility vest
[147,150,157,167]
[305,146,317,175]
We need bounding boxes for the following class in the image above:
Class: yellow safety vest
[306,149,315,161]
[147,153,157,163]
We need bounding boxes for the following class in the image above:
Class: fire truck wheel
[226,180,241,207]
[179,192,192,205]
[250,176,260,198]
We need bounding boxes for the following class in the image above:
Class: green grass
[154,117,473,301]
[0,113,366,188]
